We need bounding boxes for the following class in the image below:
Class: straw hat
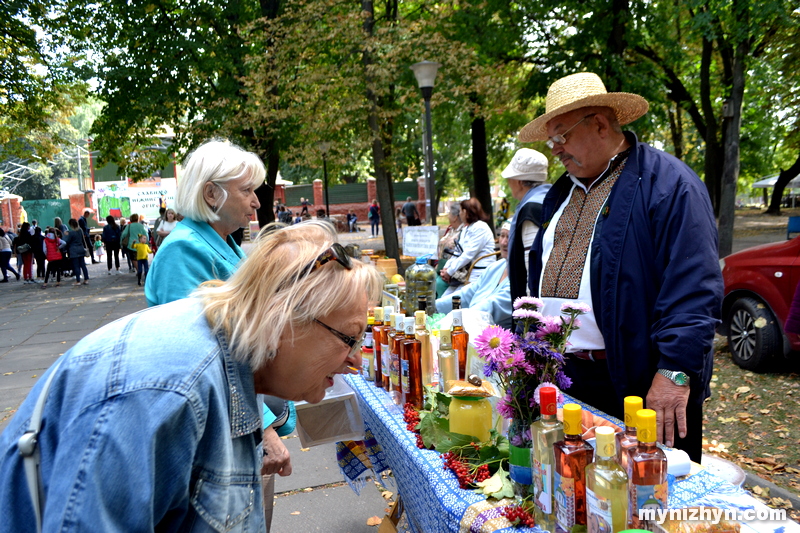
[501,148,548,182]
[518,72,649,143]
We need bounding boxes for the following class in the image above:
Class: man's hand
[261,426,292,477]
[646,373,690,447]
[441,270,451,283]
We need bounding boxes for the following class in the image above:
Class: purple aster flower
[514,296,544,310]
[474,326,515,361]
[496,396,515,419]
[556,371,572,391]
[561,301,591,314]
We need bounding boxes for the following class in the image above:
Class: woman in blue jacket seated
[436,221,512,329]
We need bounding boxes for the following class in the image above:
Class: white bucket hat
[501,148,548,182]
[518,72,649,143]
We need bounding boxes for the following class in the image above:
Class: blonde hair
[196,220,382,371]
[176,139,266,224]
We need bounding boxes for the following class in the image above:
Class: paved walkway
[0,222,790,531]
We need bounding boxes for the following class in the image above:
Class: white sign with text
[402,225,440,258]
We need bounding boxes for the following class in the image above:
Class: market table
[340,374,799,533]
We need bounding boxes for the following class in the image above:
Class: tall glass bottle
[554,403,594,533]
[451,309,469,380]
[401,317,423,408]
[616,396,642,471]
[628,409,668,531]
[437,328,458,392]
[372,307,385,388]
[586,427,629,533]
[380,306,394,390]
[414,310,433,388]
[389,313,406,402]
[531,386,564,533]
[361,316,375,380]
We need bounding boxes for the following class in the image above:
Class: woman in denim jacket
[0,221,381,533]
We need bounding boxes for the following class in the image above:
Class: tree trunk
[718,41,747,258]
[699,36,723,213]
[766,152,800,215]
[470,113,493,232]
[362,0,400,266]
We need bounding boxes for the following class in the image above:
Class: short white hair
[176,139,266,223]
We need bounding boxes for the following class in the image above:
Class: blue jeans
[0,251,19,280]
[71,256,89,282]
[137,258,149,279]
[370,218,380,236]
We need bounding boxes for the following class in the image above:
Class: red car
[720,237,800,370]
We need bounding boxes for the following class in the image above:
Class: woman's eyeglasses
[313,318,364,358]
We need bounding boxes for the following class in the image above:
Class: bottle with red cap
[530,386,564,532]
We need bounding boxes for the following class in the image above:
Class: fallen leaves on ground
[366,516,382,526]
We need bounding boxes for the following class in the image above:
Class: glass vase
[507,413,538,501]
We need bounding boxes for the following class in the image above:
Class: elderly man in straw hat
[522,72,722,462]
[501,148,551,304]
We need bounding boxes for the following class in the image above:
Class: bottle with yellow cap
[616,396,642,471]
[553,403,594,533]
[628,409,668,531]
[361,316,375,380]
[586,426,629,533]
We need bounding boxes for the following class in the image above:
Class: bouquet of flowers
[473,297,591,445]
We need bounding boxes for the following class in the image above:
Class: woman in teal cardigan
[145,139,291,531]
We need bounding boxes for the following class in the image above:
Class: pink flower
[512,309,544,322]
[474,326,514,361]
[534,316,563,338]
[561,301,591,314]
[514,296,544,310]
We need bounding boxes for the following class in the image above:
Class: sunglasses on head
[306,242,353,274]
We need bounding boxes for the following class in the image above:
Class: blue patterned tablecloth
[343,375,798,533]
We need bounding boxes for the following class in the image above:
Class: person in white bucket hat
[501,148,551,304]
[523,72,722,463]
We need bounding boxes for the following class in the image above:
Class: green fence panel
[328,183,368,204]
[20,199,72,228]
[392,181,419,202]
[285,184,314,206]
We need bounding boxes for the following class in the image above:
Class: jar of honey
[449,396,492,442]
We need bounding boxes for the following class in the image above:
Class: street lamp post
[410,60,441,226]
[318,142,332,218]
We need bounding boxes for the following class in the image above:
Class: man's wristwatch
[657,369,690,387]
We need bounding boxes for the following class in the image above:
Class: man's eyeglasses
[314,318,364,358]
[546,113,597,149]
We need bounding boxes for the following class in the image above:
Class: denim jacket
[0,299,265,533]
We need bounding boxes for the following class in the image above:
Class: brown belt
[572,350,607,362]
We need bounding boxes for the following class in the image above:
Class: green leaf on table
[435,430,479,453]
[570,526,587,533]
[474,468,515,499]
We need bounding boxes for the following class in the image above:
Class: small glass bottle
[380,306,394,390]
[616,396,642,471]
[531,386,564,533]
[451,309,469,380]
[361,316,375,380]
[437,328,458,392]
[586,426,629,533]
[372,307,385,388]
[414,310,433,388]
[449,396,492,442]
[628,409,668,531]
[389,313,406,402]
[452,295,461,310]
[401,317,423,408]
[553,403,594,533]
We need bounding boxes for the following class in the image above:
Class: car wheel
[727,297,781,371]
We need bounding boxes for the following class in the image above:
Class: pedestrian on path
[64,218,89,285]
[41,229,66,289]
[133,234,152,286]
[368,199,380,236]
[0,228,20,282]
[102,215,122,275]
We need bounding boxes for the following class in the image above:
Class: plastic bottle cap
[563,403,582,434]
[367,316,375,325]
[383,306,394,319]
[439,329,452,344]
[624,396,643,427]
[636,408,657,442]
[540,386,557,415]
[404,317,415,333]
[415,310,426,325]
[595,426,616,457]
[373,307,383,321]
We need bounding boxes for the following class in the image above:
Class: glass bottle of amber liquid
[414,310,433,388]
[401,317,423,408]
[451,309,469,380]
[531,386,564,533]
[628,409,667,531]
[616,396,642,471]
[553,403,594,533]
[389,313,406,402]
[437,328,457,392]
[586,427,629,533]
[372,307,385,388]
